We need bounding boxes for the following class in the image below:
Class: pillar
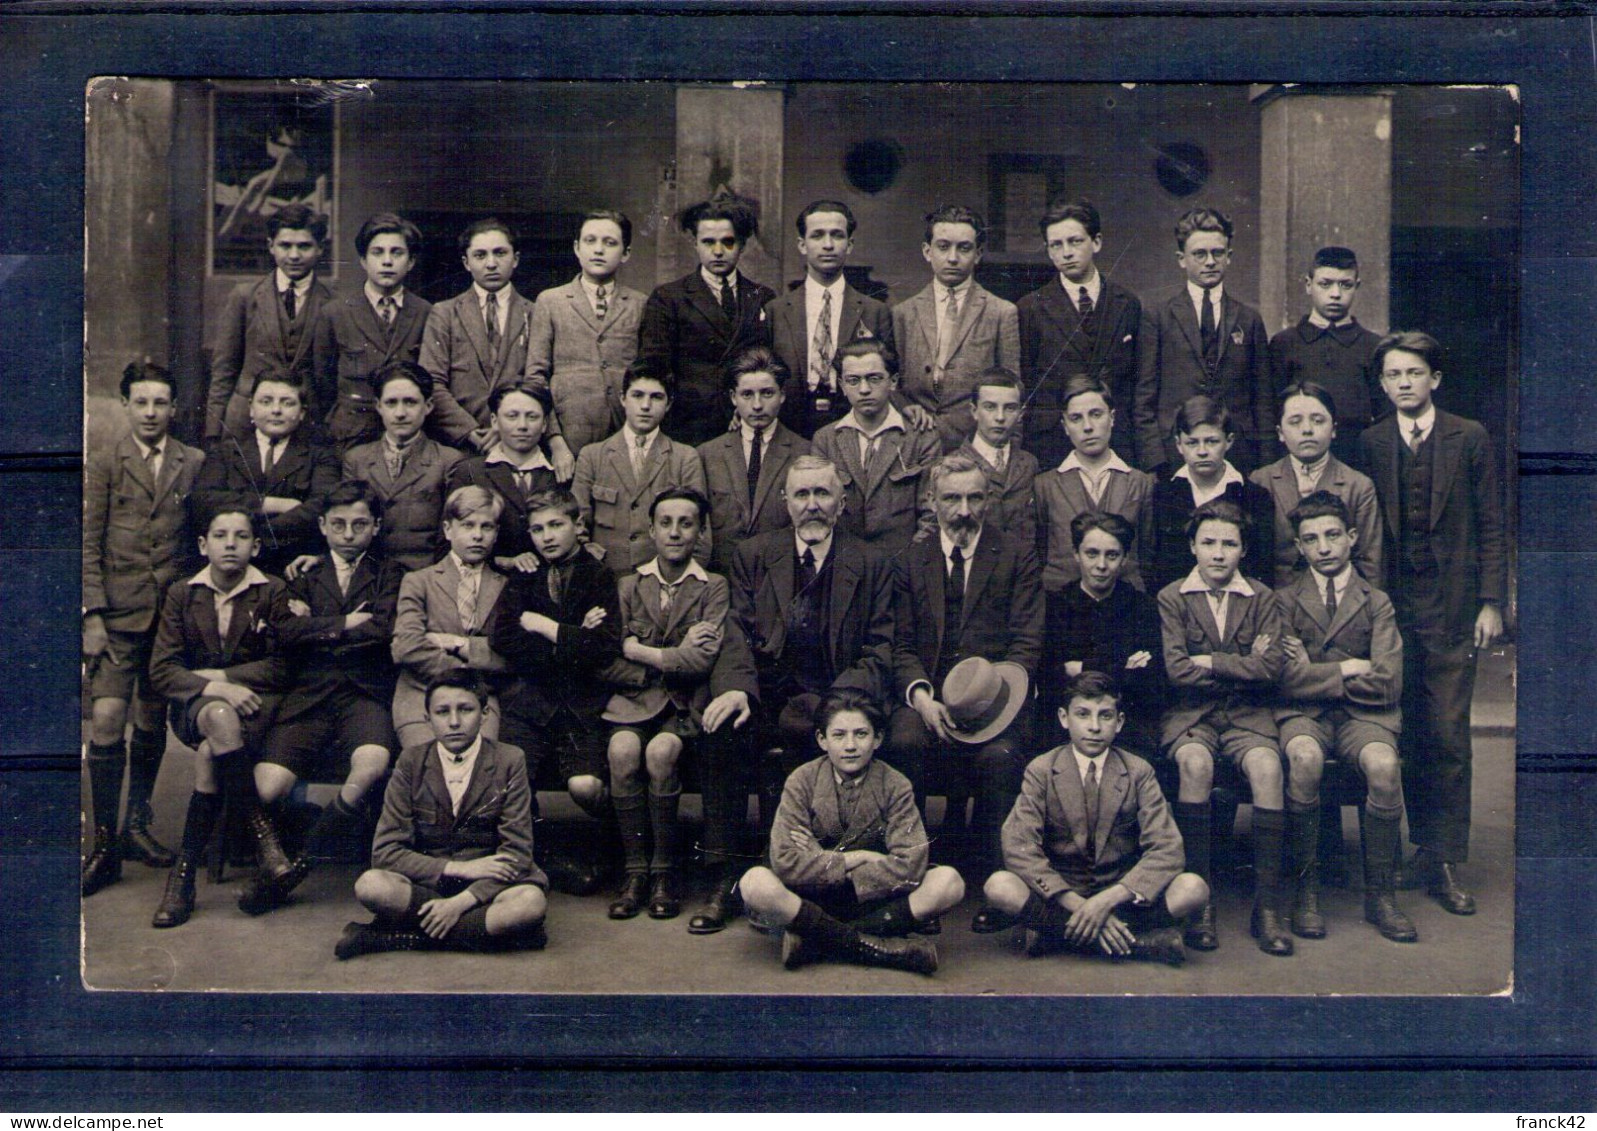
[1254,85,1392,336]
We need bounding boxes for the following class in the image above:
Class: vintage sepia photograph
[79,77,1517,997]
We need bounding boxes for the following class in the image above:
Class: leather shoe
[970,906,1021,934]
[151,859,197,929]
[781,930,813,970]
[1291,883,1327,940]
[1250,903,1295,957]
[687,874,743,935]
[122,806,176,868]
[912,916,942,936]
[81,830,123,898]
[1396,848,1435,891]
[1365,893,1419,942]
[1427,862,1477,915]
[543,851,605,897]
[1183,903,1219,951]
[608,873,650,920]
[647,871,682,920]
[1125,926,1187,967]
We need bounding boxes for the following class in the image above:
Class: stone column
[667,84,786,288]
[1254,85,1393,336]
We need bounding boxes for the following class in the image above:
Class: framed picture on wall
[987,152,1073,253]
[208,82,340,277]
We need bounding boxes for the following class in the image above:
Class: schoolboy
[697,347,812,574]
[571,368,711,572]
[1033,374,1154,594]
[81,362,205,896]
[982,671,1205,964]
[738,689,963,975]
[1358,331,1505,915]
[1268,247,1385,466]
[335,672,548,959]
[1133,207,1273,473]
[243,480,405,915]
[342,361,465,571]
[147,506,294,928]
[389,485,509,751]
[601,487,728,921]
[810,339,940,556]
[767,200,898,440]
[525,210,648,458]
[941,368,1038,548]
[191,374,340,575]
[1275,491,1416,942]
[420,218,574,475]
[313,212,432,451]
[445,384,559,571]
[636,195,777,447]
[1040,512,1164,752]
[1157,499,1291,956]
[491,487,624,895]
[205,202,332,443]
[1016,199,1143,470]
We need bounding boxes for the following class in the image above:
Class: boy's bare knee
[983,870,1030,913]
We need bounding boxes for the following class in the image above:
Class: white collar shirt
[331,552,364,596]
[1401,405,1438,449]
[970,434,1010,476]
[636,556,710,612]
[1062,269,1102,312]
[473,283,511,336]
[1061,449,1133,505]
[484,444,554,473]
[1174,460,1246,508]
[1186,280,1225,324]
[438,733,484,814]
[1179,567,1254,640]
[835,405,906,466]
[188,565,272,641]
[932,278,974,336]
[938,527,982,593]
[364,282,405,317]
[254,429,289,473]
[794,530,835,574]
[1290,453,1330,495]
[132,434,166,481]
[275,269,313,303]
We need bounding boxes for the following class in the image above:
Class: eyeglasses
[840,372,891,388]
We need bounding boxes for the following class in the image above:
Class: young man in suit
[1358,332,1506,915]
[525,210,647,459]
[893,205,1020,452]
[1158,499,1291,956]
[1133,207,1273,474]
[445,384,560,571]
[336,672,548,959]
[419,218,575,479]
[943,368,1037,549]
[82,362,205,897]
[888,453,1044,895]
[635,196,777,448]
[1269,246,1385,467]
[698,347,811,574]
[982,671,1205,964]
[763,200,895,440]
[1017,199,1142,470]
[572,369,711,572]
[313,212,431,452]
[1276,491,1416,942]
[491,487,625,896]
[147,506,294,928]
[242,480,405,916]
[205,202,332,444]
[810,340,940,557]
[191,375,340,575]
[342,362,464,571]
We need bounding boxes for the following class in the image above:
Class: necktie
[378,295,397,326]
[384,443,404,481]
[1084,759,1100,849]
[947,545,966,620]
[283,287,297,321]
[1200,287,1218,371]
[658,576,676,614]
[746,424,764,511]
[1078,286,1093,318]
[548,562,564,608]
[935,288,958,389]
[264,439,280,476]
[993,446,1007,476]
[630,431,648,479]
[1325,575,1338,618]
[720,277,738,322]
[1409,422,1425,450]
[863,432,881,469]
[594,283,608,320]
[457,568,479,631]
[485,291,499,346]
[811,289,834,392]
[513,470,532,498]
[797,548,817,591]
[336,562,351,597]
[1209,587,1228,634]
[143,442,161,482]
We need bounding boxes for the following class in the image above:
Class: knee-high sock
[846,893,916,937]
[1252,807,1287,908]
[177,790,221,862]
[648,785,681,874]
[126,728,166,815]
[86,741,125,834]
[612,780,649,876]
[1174,801,1212,883]
[303,794,361,862]
[1287,798,1320,883]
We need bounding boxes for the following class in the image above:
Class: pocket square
[1231,329,1246,345]
[1123,333,1133,343]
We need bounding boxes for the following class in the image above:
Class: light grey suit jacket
[524,276,646,455]
[571,429,711,572]
[1250,454,1383,590]
[892,281,1020,451]
[418,287,539,449]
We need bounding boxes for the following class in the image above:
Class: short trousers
[1278,710,1398,767]
[1165,713,1281,766]
[175,691,280,752]
[520,711,609,783]
[86,626,159,704]
[262,691,397,778]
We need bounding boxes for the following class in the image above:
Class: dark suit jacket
[371,736,547,905]
[891,282,1018,451]
[342,437,464,572]
[1133,288,1273,471]
[1017,275,1142,465]
[490,544,623,726]
[444,454,559,564]
[1001,745,1185,902]
[1249,455,1383,590]
[1268,317,1384,435]
[312,288,432,448]
[698,423,810,573]
[191,430,340,571]
[635,270,777,447]
[729,529,895,706]
[764,282,896,439]
[1042,580,1164,725]
[1275,568,1403,733]
[206,273,332,442]
[149,570,293,706]
[770,757,928,902]
[83,434,205,632]
[1145,474,1276,597]
[1157,574,1285,745]
[1357,409,1507,642]
[891,529,1044,699]
[274,551,404,722]
[418,286,541,449]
